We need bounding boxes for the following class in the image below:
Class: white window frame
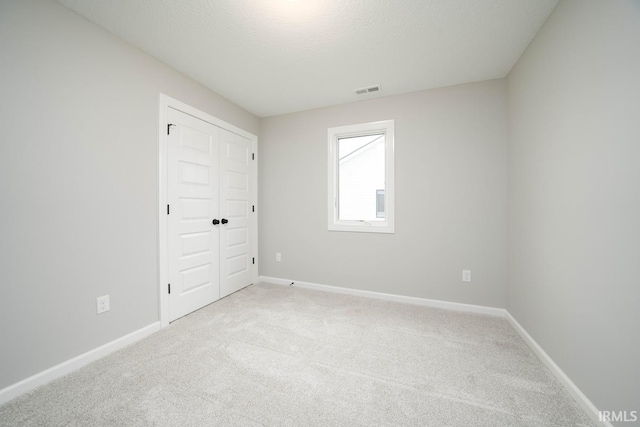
[327,120,395,233]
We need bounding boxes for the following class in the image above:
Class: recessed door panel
[226,200,248,218]
[227,228,248,248]
[180,199,210,220]
[180,263,213,293]
[181,127,212,153]
[226,254,248,277]
[226,171,248,190]
[180,162,210,185]
[226,141,248,164]
[180,232,212,257]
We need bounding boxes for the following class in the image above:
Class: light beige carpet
[0,282,595,426]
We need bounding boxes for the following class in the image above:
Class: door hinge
[252,153,255,160]
[168,283,171,294]
[167,204,170,215]
[252,205,255,212]
[167,123,175,135]
[252,257,255,265]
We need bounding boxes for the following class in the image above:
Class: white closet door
[167,108,220,322]
[219,128,254,297]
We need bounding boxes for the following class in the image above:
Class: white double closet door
[167,107,253,322]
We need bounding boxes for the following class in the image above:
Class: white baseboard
[0,321,161,406]
[257,276,506,316]
[504,312,610,427]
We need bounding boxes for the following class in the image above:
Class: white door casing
[167,108,220,322]
[219,128,254,297]
[159,94,258,327]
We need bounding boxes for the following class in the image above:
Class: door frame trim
[158,93,258,328]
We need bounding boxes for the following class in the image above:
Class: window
[328,120,394,233]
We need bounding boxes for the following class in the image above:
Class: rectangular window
[328,120,394,233]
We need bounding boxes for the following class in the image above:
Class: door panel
[167,108,220,322]
[219,128,253,297]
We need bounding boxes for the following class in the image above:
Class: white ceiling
[57,0,559,118]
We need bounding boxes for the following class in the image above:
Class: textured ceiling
[57,0,559,117]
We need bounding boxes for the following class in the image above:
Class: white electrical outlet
[462,270,472,282]
[96,295,110,314]
[276,252,282,262]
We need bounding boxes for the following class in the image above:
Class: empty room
[0,0,638,426]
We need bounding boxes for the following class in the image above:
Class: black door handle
[221,218,229,224]
[212,219,220,225]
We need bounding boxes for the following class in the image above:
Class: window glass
[338,134,385,221]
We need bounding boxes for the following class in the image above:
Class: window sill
[328,222,394,234]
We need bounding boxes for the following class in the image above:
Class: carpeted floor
[0,282,595,426]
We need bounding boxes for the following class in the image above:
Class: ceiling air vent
[355,84,381,95]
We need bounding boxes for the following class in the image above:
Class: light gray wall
[0,0,258,390]
[259,80,508,308]
[507,0,640,416]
